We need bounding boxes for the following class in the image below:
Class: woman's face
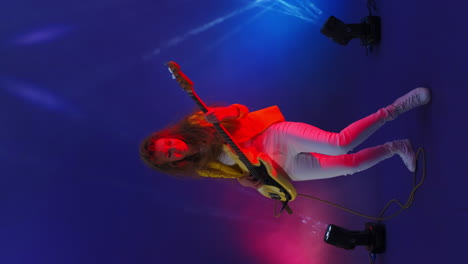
[154,138,191,162]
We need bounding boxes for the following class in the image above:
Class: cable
[279,147,426,221]
[367,0,377,16]
[365,0,378,55]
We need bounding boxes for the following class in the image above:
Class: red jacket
[191,104,285,178]
[229,104,285,143]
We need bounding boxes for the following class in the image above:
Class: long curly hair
[139,109,241,178]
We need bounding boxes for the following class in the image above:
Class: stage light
[324,222,386,254]
[320,16,381,47]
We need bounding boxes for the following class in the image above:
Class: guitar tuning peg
[165,61,180,70]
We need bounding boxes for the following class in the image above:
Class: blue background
[1,0,467,263]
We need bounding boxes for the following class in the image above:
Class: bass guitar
[166,61,297,213]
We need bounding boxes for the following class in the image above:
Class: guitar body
[251,154,297,202]
[228,147,297,202]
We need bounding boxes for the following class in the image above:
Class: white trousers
[246,108,396,181]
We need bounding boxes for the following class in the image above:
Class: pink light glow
[220,186,335,264]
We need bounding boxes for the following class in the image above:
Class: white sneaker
[386,87,431,120]
[386,139,416,172]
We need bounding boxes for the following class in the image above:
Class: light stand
[320,16,381,47]
[324,222,386,254]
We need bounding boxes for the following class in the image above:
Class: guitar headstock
[166,61,194,94]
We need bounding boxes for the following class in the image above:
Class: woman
[140,88,431,189]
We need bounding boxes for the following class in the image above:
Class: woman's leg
[271,87,431,156]
[286,139,416,181]
[275,108,389,156]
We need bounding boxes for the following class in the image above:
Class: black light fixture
[320,15,381,47]
[324,222,386,254]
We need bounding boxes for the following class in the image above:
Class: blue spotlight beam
[143,1,263,60]
[256,0,324,23]
[143,0,325,60]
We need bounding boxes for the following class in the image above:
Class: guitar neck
[187,91,259,176]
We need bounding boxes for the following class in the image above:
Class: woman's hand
[204,105,239,124]
[238,175,264,189]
